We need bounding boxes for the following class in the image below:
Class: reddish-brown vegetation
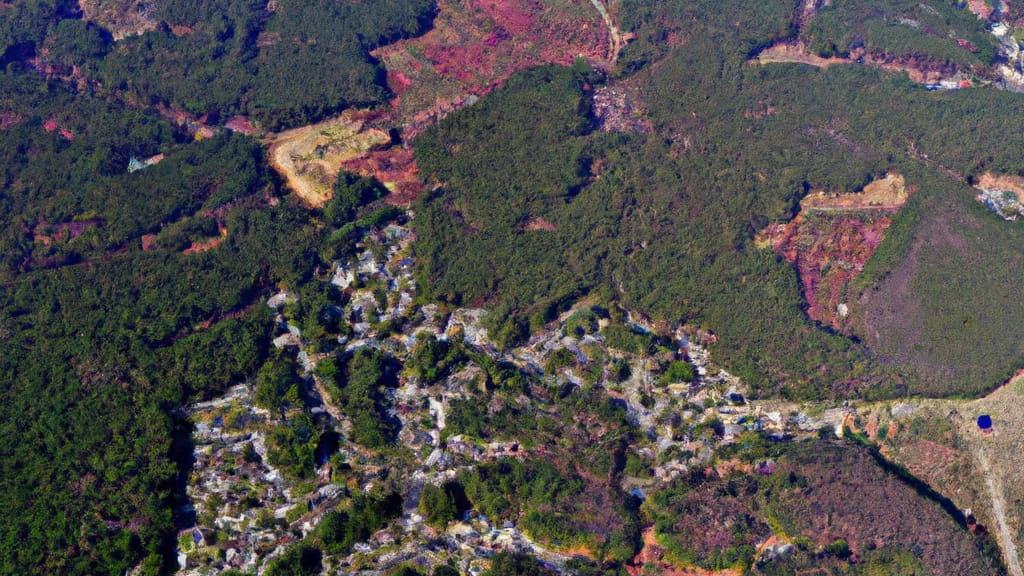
[340,147,424,206]
[758,175,910,329]
[374,0,610,134]
[646,440,1001,575]
[896,438,959,487]
[33,219,100,247]
[777,441,999,575]
[852,182,1024,396]
[0,109,22,130]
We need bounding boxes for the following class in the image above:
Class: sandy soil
[976,172,1024,203]
[801,173,909,211]
[960,373,1024,576]
[754,42,850,68]
[866,371,1024,575]
[756,174,910,329]
[264,111,391,207]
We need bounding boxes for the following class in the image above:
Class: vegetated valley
[1,0,1023,575]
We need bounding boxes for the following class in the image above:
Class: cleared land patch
[974,171,1024,220]
[265,111,391,207]
[753,41,968,85]
[862,371,1024,574]
[977,173,1024,202]
[757,174,910,330]
[373,0,610,135]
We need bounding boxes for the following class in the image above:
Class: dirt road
[977,446,1023,576]
[588,0,623,63]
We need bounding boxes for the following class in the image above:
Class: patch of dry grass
[265,111,390,207]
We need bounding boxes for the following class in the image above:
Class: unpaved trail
[588,0,623,63]
[802,204,907,213]
[977,446,1023,576]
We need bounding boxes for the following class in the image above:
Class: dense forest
[97,0,436,130]
[1,0,436,131]
[0,5,440,568]
[803,0,998,67]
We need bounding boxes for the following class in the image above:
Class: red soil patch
[757,175,911,329]
[374,0,609,135]
[386,70,415,96]
[760,213,896,329]
[153,104,218,140]
[183,235,225,255]
[339,146,424,206]
[224,116,257,135]
[183,225,228,255]
[968,0,994,19]
[141,234,158,252]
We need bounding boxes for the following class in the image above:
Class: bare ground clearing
[264,111,391,207]
[753,42,961,84]
[977,172,1024,203]
[865,371,1024,575]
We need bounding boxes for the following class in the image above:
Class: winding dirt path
[588,0,624,63]
[976,446,1023,576]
